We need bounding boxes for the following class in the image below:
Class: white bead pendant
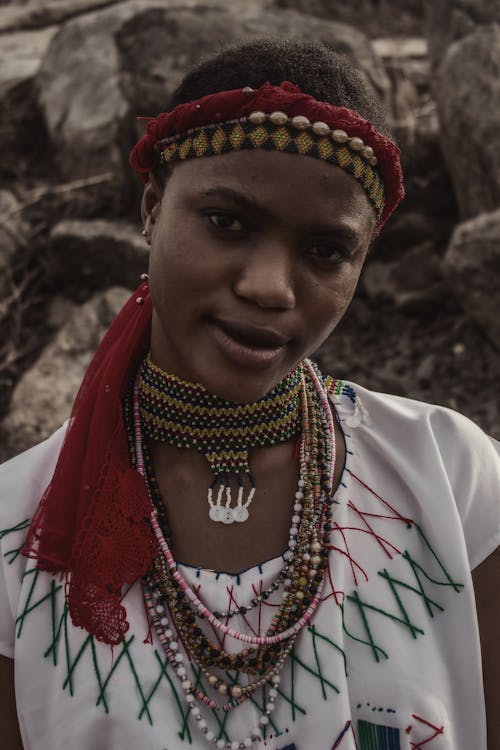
[207,475,256,524]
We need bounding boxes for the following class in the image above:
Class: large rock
[433,25,500,220]
[442,208,500,347]
[50,218,149,290]
[117,6,392,117]
[362,241,445,315]
[0,27,56,177]
[373,210,452,261]
[427,0,500,66]
[0,1,124,33]
[269,0,425,38]
[0,28,57,95]
[1,287,130,458]
[35,1,146,203]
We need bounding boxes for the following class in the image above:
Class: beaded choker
[138,354,302,524]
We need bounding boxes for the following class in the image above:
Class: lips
[214,319,290,348]
[206,318,291,370]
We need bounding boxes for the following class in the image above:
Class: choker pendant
[207,471,256,524]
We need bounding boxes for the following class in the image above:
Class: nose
[233,244,296,310]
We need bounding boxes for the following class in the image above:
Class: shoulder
[0,425,68,530]
[340,381,500,569]
[352,380,482,431]
[347,381,497,464]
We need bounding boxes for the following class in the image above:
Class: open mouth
[215,319,289,348]
[206,318,289,369]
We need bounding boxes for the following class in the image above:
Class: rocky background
[0,0,499,460]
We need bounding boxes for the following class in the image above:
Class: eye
[208,212,244,232]
[307,242,348,264]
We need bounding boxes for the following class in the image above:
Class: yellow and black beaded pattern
[160,119,385,219]
[138,354,302,477]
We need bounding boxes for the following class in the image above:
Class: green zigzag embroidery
[3,530,345,740]
[341,522,463,663]
[1,519,463,741]
[0,519,30,564]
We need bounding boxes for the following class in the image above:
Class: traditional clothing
[1,382,499,749]
[1,79,496,750]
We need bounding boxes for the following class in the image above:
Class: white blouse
[1,383,499,750]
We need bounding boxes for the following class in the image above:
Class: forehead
[163,150,376,238]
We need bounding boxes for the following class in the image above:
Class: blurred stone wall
[0,0,499,460]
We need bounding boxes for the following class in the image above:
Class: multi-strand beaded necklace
[127,356,336,749]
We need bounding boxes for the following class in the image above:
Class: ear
[141,173,163,244]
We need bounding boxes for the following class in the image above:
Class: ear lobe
[141,174,162,243]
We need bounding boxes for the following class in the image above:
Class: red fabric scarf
[22,282,155,644]
[130,81,404,230]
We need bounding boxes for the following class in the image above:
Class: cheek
[148,239,186,319]
[309,268,361,318]
[301,269,362,343]
[148,230,223,318]
[327,263,365,311]
[149,211,197,285]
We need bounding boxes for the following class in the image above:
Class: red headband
[130,81,404,229]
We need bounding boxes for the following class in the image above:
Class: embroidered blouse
[1,384,499,750]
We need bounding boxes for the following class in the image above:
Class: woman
[0,39,499,750]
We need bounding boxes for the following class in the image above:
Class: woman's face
[144,149,375,402]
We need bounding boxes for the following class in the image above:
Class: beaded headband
[161,117,386,223]
[130,81,404,232]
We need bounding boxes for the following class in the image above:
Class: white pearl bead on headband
[246,110,378,166]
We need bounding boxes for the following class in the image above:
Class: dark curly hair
[168,38,389,136]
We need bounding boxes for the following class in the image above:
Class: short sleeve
[429,407,500,570]
[460,433,500,569]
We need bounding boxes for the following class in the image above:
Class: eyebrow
[300,223,363,247]
[198,186,365,245]
[199,187,275,220]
